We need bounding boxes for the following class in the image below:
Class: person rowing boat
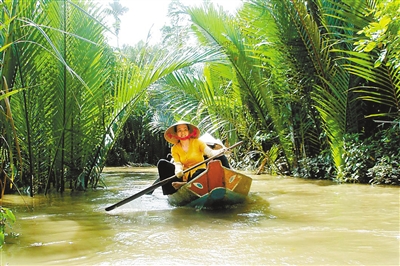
[157,121,229,195]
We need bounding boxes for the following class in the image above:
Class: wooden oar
[105,141,243,211]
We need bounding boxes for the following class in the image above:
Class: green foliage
[1,0,226,195]
[341,133,375,183]
[292,120,400,184]
[0,88,23,196]
[354,0,400,68]
[292,150,336,180]
[1,0,399,195]
[0,207,16,247]
[368,156,400,185]
[367,122,400,185]
[336,0,400,119]
[5,0,114,193]
[341,121,400,184]
[106,101,169,166]
[144,0,399,183]
[160,1,298,173]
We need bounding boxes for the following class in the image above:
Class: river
[1,167,399,265]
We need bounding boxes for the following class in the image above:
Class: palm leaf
[79,44,226,187]
[6,0,112,192]
[185,2,296,170]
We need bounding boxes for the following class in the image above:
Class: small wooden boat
[167,160,252,209]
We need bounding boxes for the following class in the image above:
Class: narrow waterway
[1,167,399,265]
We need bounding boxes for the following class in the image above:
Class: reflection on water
[1,167,399,265]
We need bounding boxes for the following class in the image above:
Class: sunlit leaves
[0,207,16,246]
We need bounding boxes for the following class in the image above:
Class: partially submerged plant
[0,207,16,247]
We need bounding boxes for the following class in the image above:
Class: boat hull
[167,160,252,208]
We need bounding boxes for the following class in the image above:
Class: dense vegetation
[1,0,399,200]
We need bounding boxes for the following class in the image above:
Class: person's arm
[196,138,224,158]
[171,146,184,178]
[204,145,225,158]
[174,162,184,178]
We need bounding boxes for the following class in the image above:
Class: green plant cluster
[106,105,169,166]
[364,123,400,185]
[294,122,400,184]
[343,125,400,185]
[0,207,16,247]
[292,150,336,180]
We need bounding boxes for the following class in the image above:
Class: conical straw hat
[164,120,200,144]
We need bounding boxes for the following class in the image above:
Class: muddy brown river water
[1,167,399,265]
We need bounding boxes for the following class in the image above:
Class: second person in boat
[157,120,230,195]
